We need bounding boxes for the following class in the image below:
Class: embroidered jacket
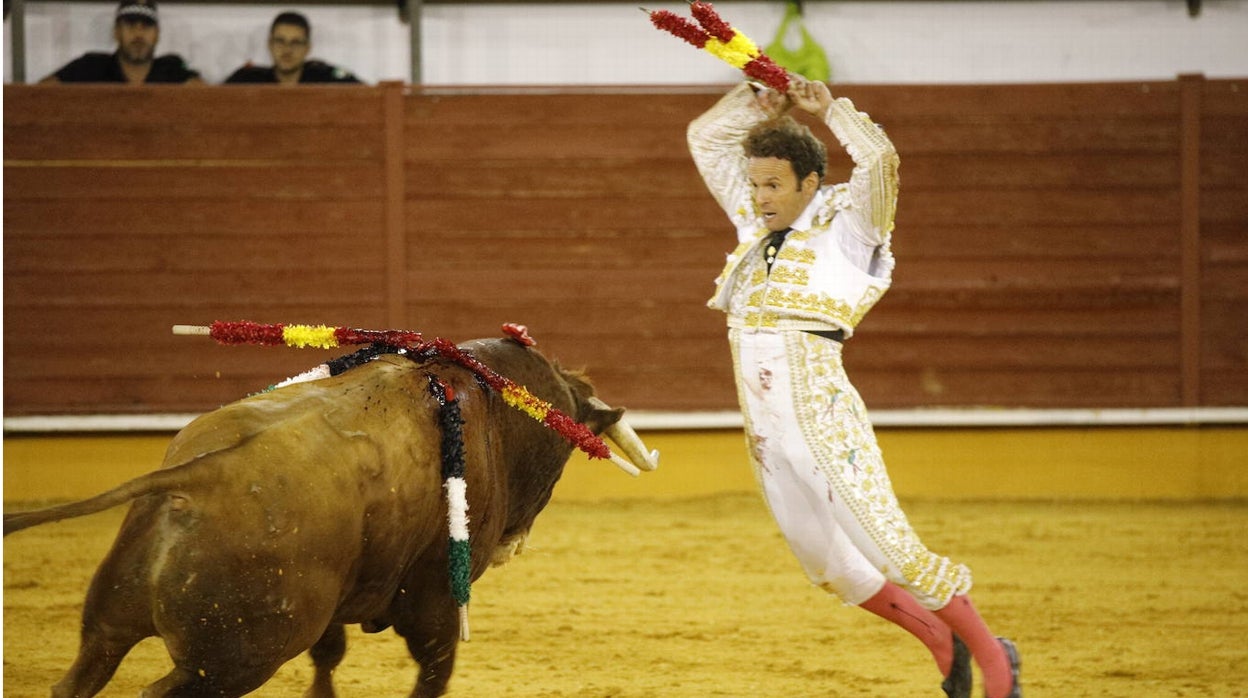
[688,83,899,337]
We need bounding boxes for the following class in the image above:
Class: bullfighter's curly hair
[744,116,827,185]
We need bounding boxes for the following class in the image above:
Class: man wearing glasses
[225,12,362,85]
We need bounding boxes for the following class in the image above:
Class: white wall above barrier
[6,1,1248,85]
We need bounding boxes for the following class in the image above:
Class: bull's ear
[583,403,624,435]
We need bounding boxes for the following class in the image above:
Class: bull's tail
[3,462,202,536]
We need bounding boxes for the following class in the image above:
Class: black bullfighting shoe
[941,634,972,698]
[995,637,1022,698]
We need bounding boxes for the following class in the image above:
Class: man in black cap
[40,0,202,84]
[224,11,362,84]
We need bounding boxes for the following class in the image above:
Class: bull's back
[143,357,460,623]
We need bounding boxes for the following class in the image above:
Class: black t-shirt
[224,60,362,84]
[52,52,201,83]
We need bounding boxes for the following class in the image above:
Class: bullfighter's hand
[753,84,791,119]
[788,76,833,117]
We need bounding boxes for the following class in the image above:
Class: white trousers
[730,328,972,609]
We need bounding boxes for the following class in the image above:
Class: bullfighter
[688,76,1022,698]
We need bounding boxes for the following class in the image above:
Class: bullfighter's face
[747,156,820,232]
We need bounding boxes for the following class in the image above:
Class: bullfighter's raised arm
[687,82,771,226]
[821,87,900,248]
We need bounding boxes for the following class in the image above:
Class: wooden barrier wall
[4,77,1246,416]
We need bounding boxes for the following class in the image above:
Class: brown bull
[4,337,658,697]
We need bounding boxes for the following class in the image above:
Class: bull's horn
[591,398,660,473]
[607,452,642,477]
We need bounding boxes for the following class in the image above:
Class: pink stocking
[858,581,955,676]
[934,594,1014,698]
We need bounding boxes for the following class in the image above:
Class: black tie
[764,228,790,272]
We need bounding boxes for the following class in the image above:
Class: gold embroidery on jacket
[777,247,815,264]
[764,289,857,325]
[769,265,809,286]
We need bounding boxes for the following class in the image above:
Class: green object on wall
[765,1,831,82]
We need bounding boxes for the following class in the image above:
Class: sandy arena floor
[4,494,1248,697]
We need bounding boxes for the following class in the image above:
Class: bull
[3,336,659,697]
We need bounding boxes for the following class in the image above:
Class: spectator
[40,0,202,84]
[224,12,362,85]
